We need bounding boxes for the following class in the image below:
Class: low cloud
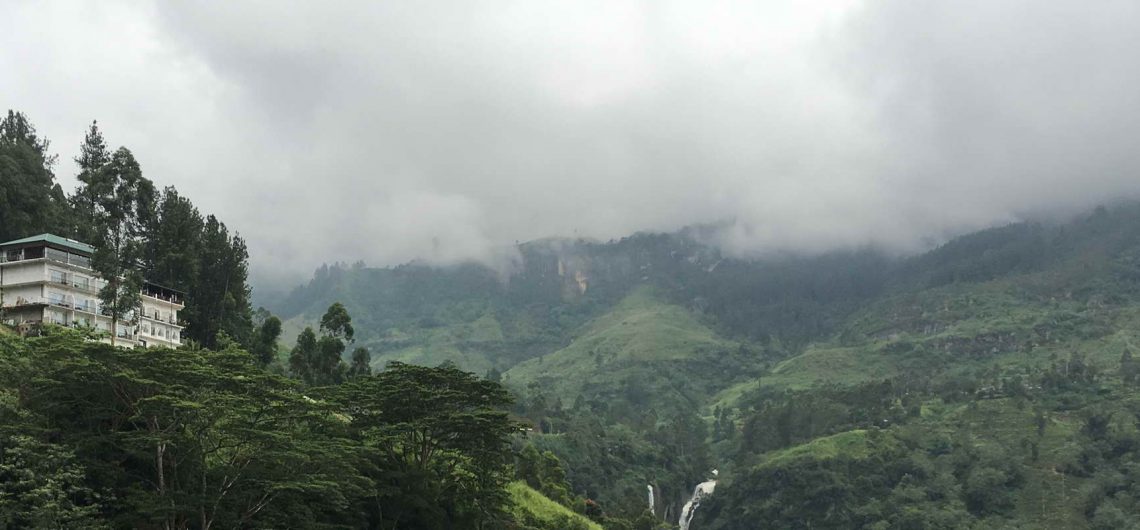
[3,1,1139,289]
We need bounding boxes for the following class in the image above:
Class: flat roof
[0,233,95,255]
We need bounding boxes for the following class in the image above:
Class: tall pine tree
[70,120,111,242]
[189,216,253,348]
[86,148,155,345]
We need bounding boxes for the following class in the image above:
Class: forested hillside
[269,202,1140,529]
[696,204,1140,529]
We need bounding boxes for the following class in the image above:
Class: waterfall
[647,484,655,515]
[678,478,717,530]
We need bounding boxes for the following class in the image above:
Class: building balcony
[1,295,101,315]
[138,327,180,342]
[0,295,48,308]
[1,252,93,271]
[73,302,99,315]
[141,291,185,307]
[48,275,101,294]
[47,253,92,270]
[140,313,184,328]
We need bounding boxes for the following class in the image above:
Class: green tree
[71,120,111,242]
[289,302,356,385]
[142,187,203,295]
[336,361,518,528]
[0,110,68,241]
[251,315,282,366]
[0,369,105,530]
[190,215,253,348]
[315,334,348,385]
[84,147,155,345]
[319,301,354,341]
[6,330,366,529]
[289,327,318,383]
[0,433,106,529]
[348,346,371,378]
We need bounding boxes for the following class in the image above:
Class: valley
[267,203,1140,528]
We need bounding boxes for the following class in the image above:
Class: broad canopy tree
[0,330,522,529]
[334,361,518,528]
[3,331,365,529]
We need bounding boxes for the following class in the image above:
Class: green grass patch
[505,286,743,407]
[764,345,894,390]
[507,481,602,530]
[756,430,881,469]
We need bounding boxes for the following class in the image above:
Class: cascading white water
[647,484,655,514]
[678,478,717,530]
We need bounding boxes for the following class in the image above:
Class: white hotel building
[0,234,185,348]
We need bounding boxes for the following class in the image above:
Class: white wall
[1,284,43,305]
[0,261,46,285]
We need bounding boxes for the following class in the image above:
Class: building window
[71,254,91,269]
[46,247,68,263]
[48,292,69,307]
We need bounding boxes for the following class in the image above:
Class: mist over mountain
[6,0,1140,289]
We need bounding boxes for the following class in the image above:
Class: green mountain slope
[269,232,897,374]
[505,286,756,413]
[502,287,760,519]
[703,391,1116,529]
[701,204,1140,529]
[266,203,1140,528]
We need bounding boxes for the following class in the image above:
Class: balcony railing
[74,302,98,314]
[1,249,92,270]
[49,276,100,293]
[141,291,184,306]
[1,295,49,308]
[46,248,92,269]
[2,295,102,314]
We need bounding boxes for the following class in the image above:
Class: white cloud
[3,0,1139,290]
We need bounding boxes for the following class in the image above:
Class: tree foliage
[0,110,68,242]
[0,330,527,529]
[83,147,154,345]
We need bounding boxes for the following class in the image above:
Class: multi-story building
[0,233,185,348]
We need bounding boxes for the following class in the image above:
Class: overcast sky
[4,0,1140,289]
